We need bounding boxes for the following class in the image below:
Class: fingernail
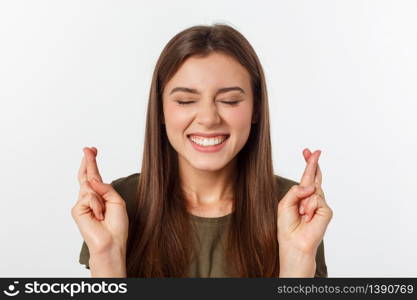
[100,212,104,220]
[304,215,309,222]
[299,206,305,215]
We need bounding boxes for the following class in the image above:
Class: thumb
[280,184,315,207]
[89,179,122,203]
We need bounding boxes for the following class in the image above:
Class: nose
[196,100,221,127]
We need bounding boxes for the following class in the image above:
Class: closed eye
[220,100,241,106]
[176,100,242,106]
[177,100,195,105]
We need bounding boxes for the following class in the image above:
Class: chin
[193,163,227,172]
[188,158,230,172]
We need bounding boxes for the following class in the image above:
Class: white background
[0,0,416,277]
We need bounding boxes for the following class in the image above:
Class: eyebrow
[169,86,245,97]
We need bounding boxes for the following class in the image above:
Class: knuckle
[306,201,314,211]
[314,194,322,201]
[84,192,97,202]
[78,188,87,198]
[105,186,116,197]
[306,196,316,209]
[81,181,89,188]
[290,185,301,193]
[79,182,91,192]
[78,191,85,199]
[277,199,287,212]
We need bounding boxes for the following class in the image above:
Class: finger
[316,165,322,187]
[300,149,320,187]
[303,148,312,164]
[78,153,87,185]
[74,190,104,221]
[89,179,124,205]
[305,149,322,187]
[301,148,320,186]
[83,147,103,182]
[302,148,322,186]
[299,197,309,215]
[303,194,321,222]
[298,185,327,214]
[88,193,104,220]
[91,146,98,156]
[79,180,95,198]
[315,184,325,199]
[79,189,106,215]
[279,184,315,209]
[78,181,106,214]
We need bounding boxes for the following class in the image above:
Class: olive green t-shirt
[78,173,328,277]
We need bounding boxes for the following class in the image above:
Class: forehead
[164,52,251,94]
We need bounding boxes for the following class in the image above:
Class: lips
[187,133,230,138]
[187,133,230,151]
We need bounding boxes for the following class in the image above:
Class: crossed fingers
[78,147,102,185]
[299,148,326,221]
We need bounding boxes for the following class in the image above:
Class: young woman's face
[162,51,254,172]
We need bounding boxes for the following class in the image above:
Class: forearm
[89,248,127,278]
[279,247,316,278]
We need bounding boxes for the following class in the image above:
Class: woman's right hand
[71,147,129,259]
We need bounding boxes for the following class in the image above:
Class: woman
[72,24,333,278]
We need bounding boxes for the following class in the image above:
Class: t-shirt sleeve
[79,240,90,270]
[314,239,328,277]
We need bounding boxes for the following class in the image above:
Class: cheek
[163,103,191,138]
[223,104,253,134]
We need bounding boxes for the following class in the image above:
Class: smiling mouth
[187,134,230,147]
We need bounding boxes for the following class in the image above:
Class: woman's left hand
[277,149,333,257]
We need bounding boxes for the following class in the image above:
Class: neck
[178,156,237,217]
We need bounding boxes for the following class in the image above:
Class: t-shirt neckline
[189,211,233,224]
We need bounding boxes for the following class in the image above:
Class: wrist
[279,246,316,278]
[89,247,127,278]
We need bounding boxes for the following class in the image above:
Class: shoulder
[274,174,299,202]
[110,173,141,218]
[110,172,140,191]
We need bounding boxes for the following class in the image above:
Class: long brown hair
[127,24,278,277]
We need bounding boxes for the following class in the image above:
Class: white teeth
[189,136,227,147]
